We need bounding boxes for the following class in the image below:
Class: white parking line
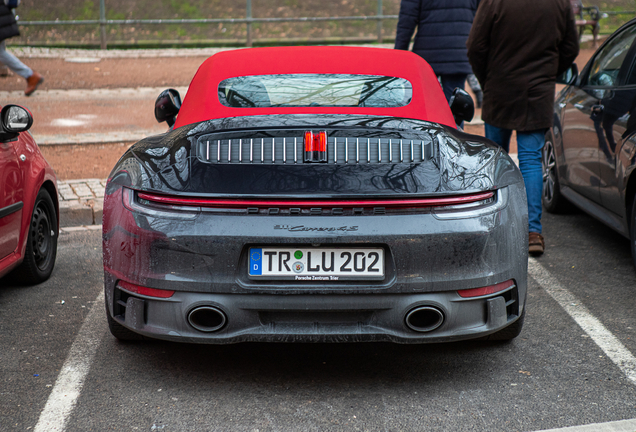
[34,291,105,432]
[528,258,636,385]
[536,418,636,432]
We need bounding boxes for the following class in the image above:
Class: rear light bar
[118,280,175,299]
[136,191,495,209]
[457,280,515,298]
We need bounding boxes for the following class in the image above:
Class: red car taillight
[134,191,495,209]
[118,280,175,299]
[457,280,515,298]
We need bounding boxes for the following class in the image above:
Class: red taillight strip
[136,191,495,209]
[118,280,175,299]
[457,280,515,298]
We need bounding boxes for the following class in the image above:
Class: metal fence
[16,1,636,50]
[18,0,396,50]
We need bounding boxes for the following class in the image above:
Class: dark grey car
[103,47,528,344]
[545,18,636,270]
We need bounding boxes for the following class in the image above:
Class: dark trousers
[438,73,468,103]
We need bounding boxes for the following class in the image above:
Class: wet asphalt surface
[1,209,636,432]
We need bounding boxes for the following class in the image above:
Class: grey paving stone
[70,184,95,199]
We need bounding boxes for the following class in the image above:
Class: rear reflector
[136,191,495,209]
[304,130,327,163]
[457,280,515,298]
[118,280,175,298]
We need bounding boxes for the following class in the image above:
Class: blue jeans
[485,124,546,234]
[0,40,32,79]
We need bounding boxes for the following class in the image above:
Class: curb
[36,130,163,146]
[58,179,106,228]
[8,44,396,59]
[59,199,103,227]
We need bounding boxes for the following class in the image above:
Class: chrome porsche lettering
[274,225,358,232]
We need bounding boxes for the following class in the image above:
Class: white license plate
[249,247,385,280]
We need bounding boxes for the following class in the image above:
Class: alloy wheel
[542,140,557,204]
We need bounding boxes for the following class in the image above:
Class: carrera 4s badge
[274,225,359,232]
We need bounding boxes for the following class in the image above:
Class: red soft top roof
[173,46,456,129]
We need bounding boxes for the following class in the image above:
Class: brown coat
[466,0,579,131]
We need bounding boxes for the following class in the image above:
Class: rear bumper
[105,288,523,344]
[102,182,528,343]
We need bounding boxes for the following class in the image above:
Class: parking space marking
[529,258,636,385]
[34,290,105,432]
[535,417,636,432]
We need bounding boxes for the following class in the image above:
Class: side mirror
[557,63,578,85]
[1,105,33,133]
[0,105,33,142]
[449,88,475,125]
[154,89,181,128]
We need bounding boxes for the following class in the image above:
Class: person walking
[467,0,579,256]
[0,1,43,96]
[394,0,480,103]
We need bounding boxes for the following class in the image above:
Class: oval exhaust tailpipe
[405,306,444,332]
[188,306,227,332]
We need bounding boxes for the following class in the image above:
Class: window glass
[588,25,636,87]
[218,74,413,108]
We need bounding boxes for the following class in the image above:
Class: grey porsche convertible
[103,46,528,344]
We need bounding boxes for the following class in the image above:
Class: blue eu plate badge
[249,248,262,275]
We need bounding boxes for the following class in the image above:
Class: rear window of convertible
[218,74,413,108]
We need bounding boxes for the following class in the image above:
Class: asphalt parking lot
[1,210,636,432]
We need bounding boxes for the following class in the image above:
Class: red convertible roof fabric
[173,46,456,129]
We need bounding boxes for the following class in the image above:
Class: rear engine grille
[197,134,434,164]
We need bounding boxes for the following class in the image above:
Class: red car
[0,104,59,284]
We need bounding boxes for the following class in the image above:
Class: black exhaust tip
[187,306,227,332]
[405,306,444,332]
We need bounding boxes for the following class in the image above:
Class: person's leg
[467,74,483,108]
[0,40,33,79]
[0,40,43,96]
[516,129,546,238]
[439,74,468,103]
[484,123,513,153]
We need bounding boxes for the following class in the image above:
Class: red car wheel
[15,188,58,284]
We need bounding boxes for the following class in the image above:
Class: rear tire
[105,296,145,341]
[13,188,58,284]
[631,197,636,272]
[542,136,573,214]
